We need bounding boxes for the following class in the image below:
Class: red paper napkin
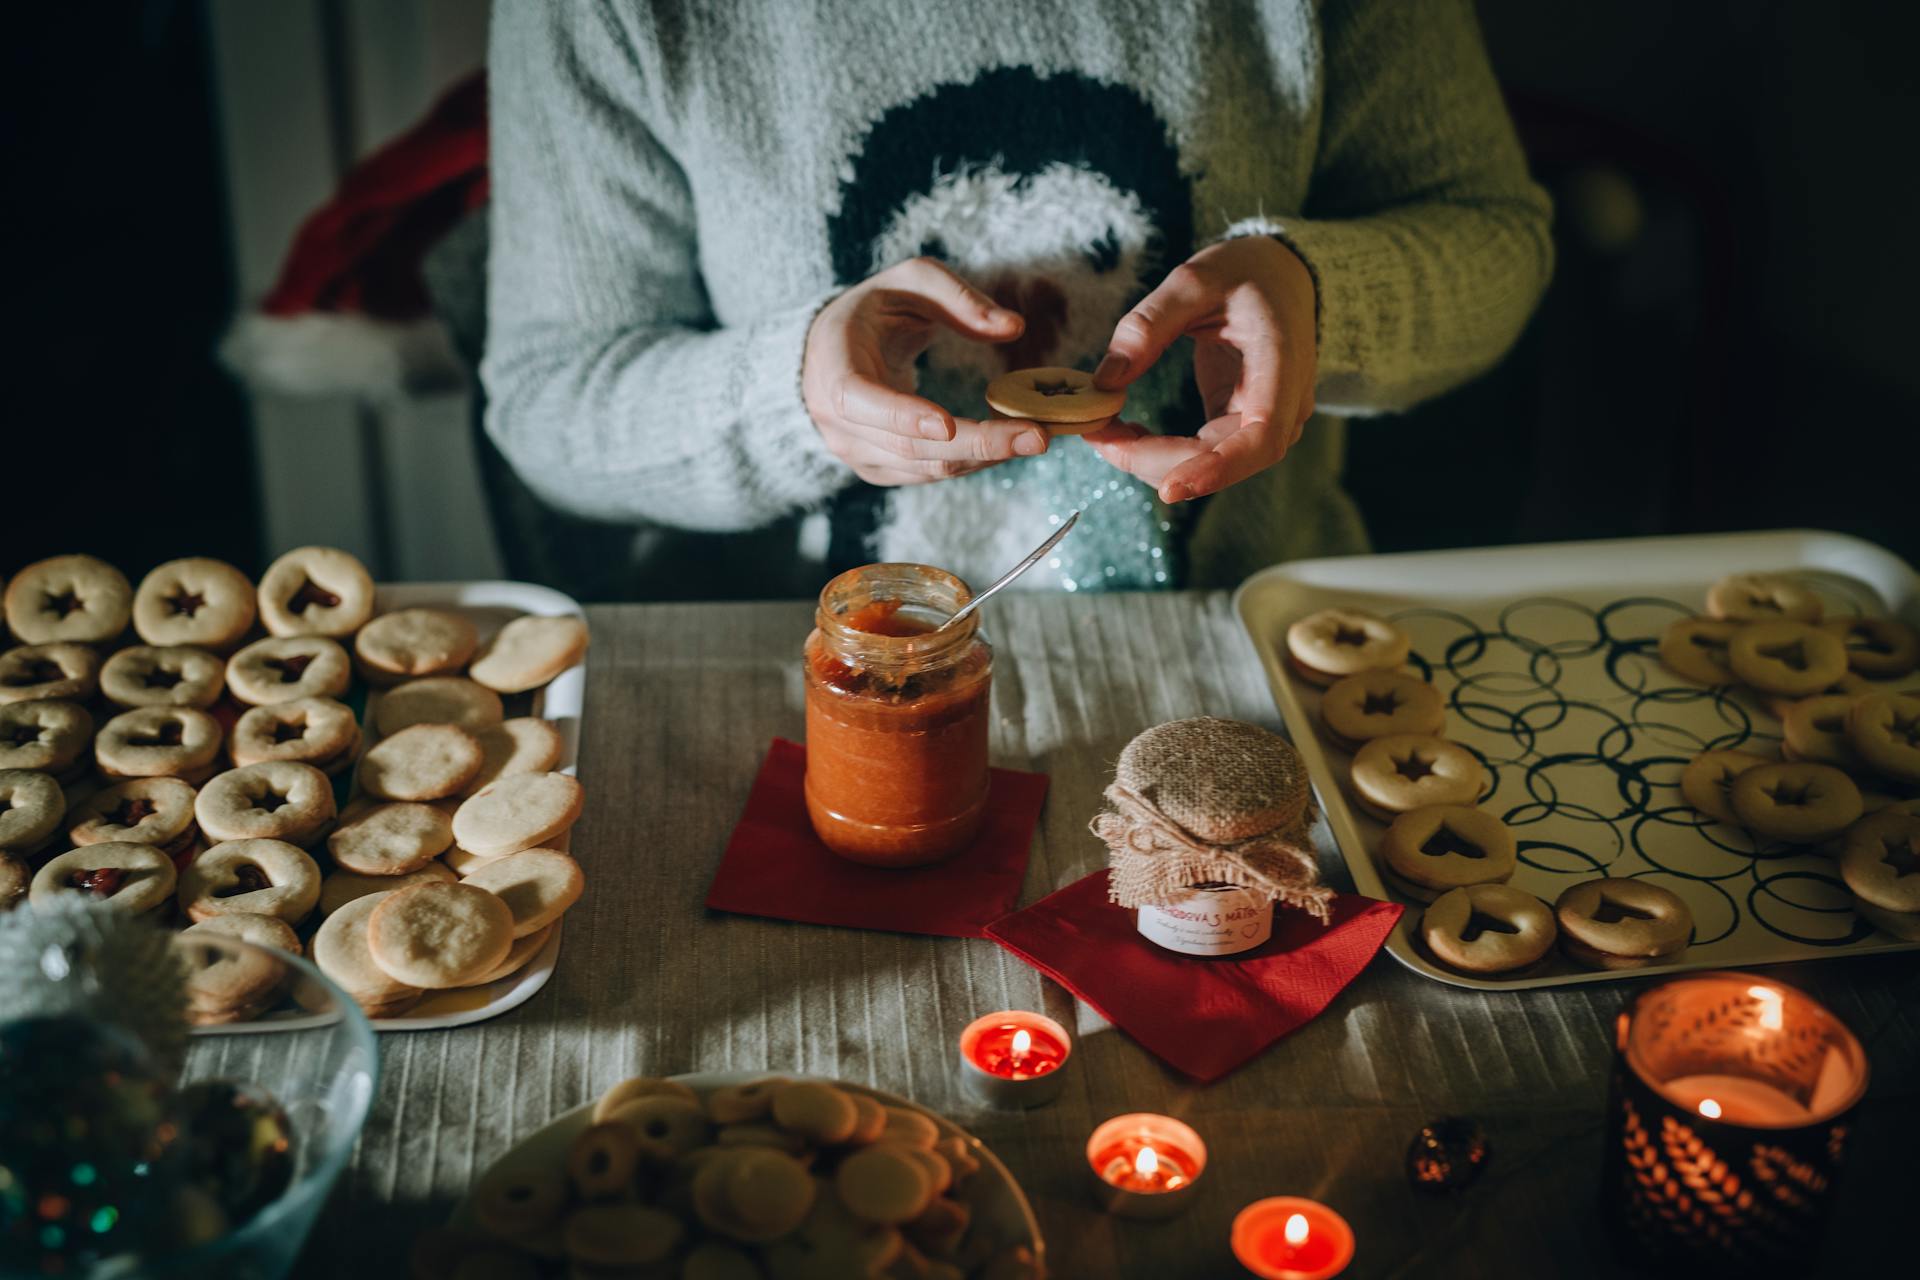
[985,871,1403,1082]
[705,739,1048,938]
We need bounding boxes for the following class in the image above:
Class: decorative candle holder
[1603,971,1868,1275]
[956,1011,1071,1109]
[1231,1197,1355,1280]
[1085,1113,1206,1220]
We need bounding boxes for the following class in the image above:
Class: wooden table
[289,594,1915,1277]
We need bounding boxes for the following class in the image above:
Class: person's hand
[1083,236,1317,503]
[803,257,1051,485]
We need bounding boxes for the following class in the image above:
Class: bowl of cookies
[424,1073,1044,1280]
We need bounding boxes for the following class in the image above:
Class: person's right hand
[803,257,1052,485]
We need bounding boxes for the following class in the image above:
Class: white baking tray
[193,580,585,1034]
[1234,530,1920,990]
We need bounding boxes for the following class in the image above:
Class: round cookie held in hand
[3,554,132,644]
[257,545,375,638]
[0,642,101,705]
[1378,804,1516,901]
[195,761,338,847]
[1554,878,1692,970]
[1728,762,1863,845]
[452,772,585,858]
[176,838,321,924]
[328,802,454,876]
[1320,669,1443,750]
[1421,884,1557,976]
[1286,607,1410,686]
[100,645,226,709]
[373,676,503,736]
[226,635,353,706]
[366,881,514,988]
[354,607,479,683]
[30,842,177,914]
[358,723,483,801]
[132,557,256,650]
[984,366,1126,431]
[457,847,583,937]
[468,615,590,694]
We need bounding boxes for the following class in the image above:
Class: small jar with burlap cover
[1093,717,1331,956]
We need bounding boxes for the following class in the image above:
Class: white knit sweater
[482,0,1552,593]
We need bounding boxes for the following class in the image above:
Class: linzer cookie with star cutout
[984,366,1125,433]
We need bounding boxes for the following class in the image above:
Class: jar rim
[815,562,978,662]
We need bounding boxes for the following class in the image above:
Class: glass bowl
[149,933,378,1280]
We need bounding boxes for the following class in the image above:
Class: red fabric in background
[261,72,490,320]
[705,739,1048,938]
[986,871,1403,1082]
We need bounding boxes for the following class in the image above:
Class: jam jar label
[1135,883,1274,956]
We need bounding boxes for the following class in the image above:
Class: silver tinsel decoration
[0,897,189,1075]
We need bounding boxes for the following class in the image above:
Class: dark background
[3,0,1917,588]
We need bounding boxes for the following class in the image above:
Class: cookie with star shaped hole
[2,554,132,645]
[984,366,1125,432]
[132,557,257,650]
[1319,670,1443,752]
[1349,734,1487,822]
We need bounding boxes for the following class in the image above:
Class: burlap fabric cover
[1094,717,1333,922]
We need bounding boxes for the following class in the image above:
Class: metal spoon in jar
[937,510,1081,633]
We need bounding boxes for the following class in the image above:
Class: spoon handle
[944,510,1081,630]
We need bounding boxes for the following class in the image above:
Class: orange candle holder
[1085,1113,1206,1220]
[1231,1197,1354,1280]
[1604,971,1868,1275]
[957,1011,1071,1109]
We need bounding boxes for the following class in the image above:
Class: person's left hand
[1082,235,1318,503]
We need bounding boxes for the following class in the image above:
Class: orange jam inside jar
[804,563,992,866]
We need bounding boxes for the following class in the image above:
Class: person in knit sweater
[482,0,1552,598]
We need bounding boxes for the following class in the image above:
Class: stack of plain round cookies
[0,547,591,1023]
[1285,606,1698,977]
[1666,570,1920,942]
[413,1075,1043,1280]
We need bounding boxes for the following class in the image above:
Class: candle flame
[1284,1213,1309,1246]
[1134,1146,1159,1178]
[1011,1028,1031,1060]
[1698,1098,1722,1120]
[1748,984,1784,1031]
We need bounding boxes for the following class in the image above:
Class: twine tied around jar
[1092,717,1333,922]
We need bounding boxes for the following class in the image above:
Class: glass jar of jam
[803,563,992,866]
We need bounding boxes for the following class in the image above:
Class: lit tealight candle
[957,1011,1071,1108]
[1086,1114,1206,1220]
[1231,1197,1355,1280]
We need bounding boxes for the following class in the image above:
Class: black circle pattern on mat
[1389,593,1870,951]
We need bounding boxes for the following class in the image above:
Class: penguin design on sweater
[825,68,1199,591]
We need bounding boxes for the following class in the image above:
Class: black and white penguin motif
[824,68,1199,591]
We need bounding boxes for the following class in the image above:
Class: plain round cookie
[1657,617,1741,686]
[68,777,200,863]
[0,642,101,704]
[1420,884,1557,975]
[30,842,177,914]
[196,761,337,847]
[982,366,1126,429]
[1706,571,1824,624]
[312,890,424,1011]
[465,718,565,794]
[0,698,93,777]
[327,802,454,876]
[457,848,583,938]
[176,838,322,924]
[1837,810,1920,913]
[1378,805,1517,901]
[132,557,256,650]
[461,921,554,987]
[358,723,483,801]
[373,676,504,736]
[1320,670,1444,751]
[1728,762,1863,844]
[1846,691,1920,784]
[469,616,590,695]
[226,635,353,706]
[1286,608,1410,686]
[230,696,361,774]
[99,645,226,709]
[1679,750,1770,825]
[452,772,585,858]
[3,554,132,644]
[1727,621,1849,698]
[366,881,514,988]
[1554,878,1692,969]
[1822,616,1920,679]
[257,545,375,638]
[835,1144,934,1225]
[93,706,224,782]
[318,861,456,916]
[1350,734,1487,821]
[0,768,66,853]
[354,607,479,684]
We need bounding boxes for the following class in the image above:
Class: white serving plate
[193,579,586,1034]
[1234,530,1920,991]
[450,1072,1043,1268]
